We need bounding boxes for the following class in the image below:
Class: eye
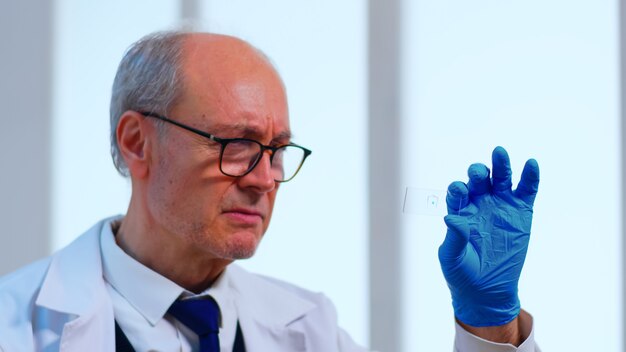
[221,140,260,163]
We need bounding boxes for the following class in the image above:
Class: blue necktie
[168,297,221,352]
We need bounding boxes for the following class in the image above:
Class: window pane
[52,0,179,249]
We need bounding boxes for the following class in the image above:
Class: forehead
[175,34,290,141]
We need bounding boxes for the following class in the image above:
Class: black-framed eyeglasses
[140,111,311,183]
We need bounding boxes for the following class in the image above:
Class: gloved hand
[439,146,539,327]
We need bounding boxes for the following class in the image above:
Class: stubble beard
[184,221,261,261]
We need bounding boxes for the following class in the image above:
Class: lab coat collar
[35,219,111,316]
[35,218,117,352]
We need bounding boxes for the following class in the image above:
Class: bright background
[1,0,623,351]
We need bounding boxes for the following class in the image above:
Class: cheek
[171,175,230,218]
[147,164,186,218]
[150,151,225,219]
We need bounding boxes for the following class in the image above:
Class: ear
[117,111,152,179]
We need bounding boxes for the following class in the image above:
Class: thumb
[439,215,470,262]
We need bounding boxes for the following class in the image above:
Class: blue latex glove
[439,146,539,327]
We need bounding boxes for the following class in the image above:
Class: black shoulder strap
[233,321,246,352]
[115,320,136,352]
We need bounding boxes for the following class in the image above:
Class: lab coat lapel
[35,220,116,352]
[228,265,315,352]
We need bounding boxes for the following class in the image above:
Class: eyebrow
[209,123,292,144]
[273,130,292,143]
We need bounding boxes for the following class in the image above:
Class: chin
[224,244,258,260]
[223,231,262,260]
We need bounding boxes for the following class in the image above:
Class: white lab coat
[0,218,367,352]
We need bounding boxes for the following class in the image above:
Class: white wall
[400,1,622,350]
[0,0,52,275]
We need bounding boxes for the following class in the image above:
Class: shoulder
[226,264,338,319]
[228,264,331,299]
[0,256,52,348]
[0,256,52,304]
[225,265,367,351]
[0,217,119,349]
[0,216,115,321]
[258,272,335,307]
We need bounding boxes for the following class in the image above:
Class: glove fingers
[440,215,470,261]
[446,181,469,214]
[467,163,491,197]
[514,158,540,205]
[492,146,513,192]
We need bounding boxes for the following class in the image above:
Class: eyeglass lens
[220,141,305,181]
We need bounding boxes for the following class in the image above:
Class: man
[0,31,540,351]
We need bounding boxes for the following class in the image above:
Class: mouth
[222,208,265,225]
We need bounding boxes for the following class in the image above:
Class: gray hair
[109,31,188,176]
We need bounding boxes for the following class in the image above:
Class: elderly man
[0,31,540,351]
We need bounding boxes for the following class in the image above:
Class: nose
[237,151,276,193]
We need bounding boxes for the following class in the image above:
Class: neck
[115,201,232,293]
